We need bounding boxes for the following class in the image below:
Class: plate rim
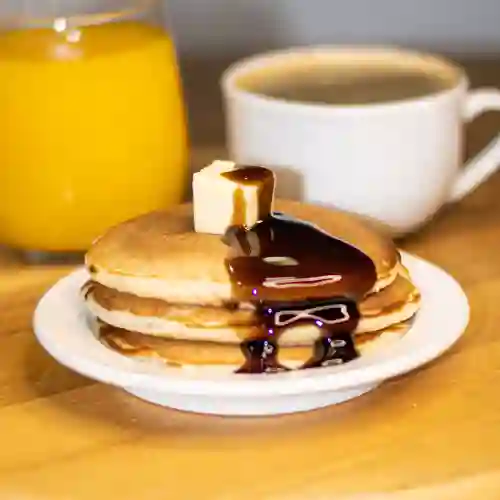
[33,251,469,397]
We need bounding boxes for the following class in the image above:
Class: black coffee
[236,57,456,105]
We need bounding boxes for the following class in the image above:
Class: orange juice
[0,21,188,251]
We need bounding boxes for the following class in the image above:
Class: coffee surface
[236,63,454,104]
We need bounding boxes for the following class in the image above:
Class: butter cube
[193,160,275,235]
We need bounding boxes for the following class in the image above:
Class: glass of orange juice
[0,0,188,258]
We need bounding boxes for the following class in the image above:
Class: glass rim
[0,0,158,30]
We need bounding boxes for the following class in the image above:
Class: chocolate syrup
[223,165,377,374]
[222,166,275,227]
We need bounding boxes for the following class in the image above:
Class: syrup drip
[223,165,378,374]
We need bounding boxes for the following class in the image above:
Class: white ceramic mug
[221,46,500,235]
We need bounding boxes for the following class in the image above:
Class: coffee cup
[221,46,500,235]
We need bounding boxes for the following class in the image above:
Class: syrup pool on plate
[0,15,188,252]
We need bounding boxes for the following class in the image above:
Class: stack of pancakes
[83,200,420,372]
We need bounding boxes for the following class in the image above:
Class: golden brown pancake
[83,273,420,345]
[83,198,420,372]
[85,200,401,306]
[99,321,412,371]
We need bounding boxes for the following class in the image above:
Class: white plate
[33,252,469,416]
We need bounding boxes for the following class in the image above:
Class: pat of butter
[193,160,274,235]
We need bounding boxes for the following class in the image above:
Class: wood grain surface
[1,59,500,499]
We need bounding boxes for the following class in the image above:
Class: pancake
[86,200,401,306]
[83,273,421,345]
[84,195,420,373]
[98,321,412,372]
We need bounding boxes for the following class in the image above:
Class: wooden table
[2,60,500,499]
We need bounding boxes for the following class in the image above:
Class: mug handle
[448,88,500,202]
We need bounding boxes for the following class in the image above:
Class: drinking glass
[0,0,188,258]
